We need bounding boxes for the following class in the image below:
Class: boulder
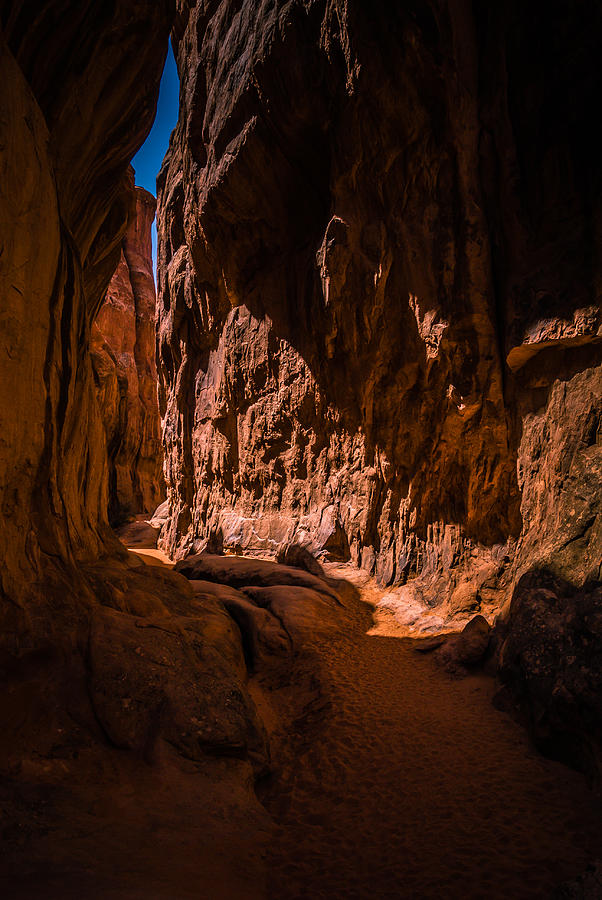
[497,572,602,780]
[174,554,340,604]
[189,579,291,671]
[86,587,268,772]
[242,585,343,644]
[276,543,325,578]
[436,615,491,670]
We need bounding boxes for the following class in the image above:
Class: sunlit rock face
[91,176,164,525]
[157,0,601,616]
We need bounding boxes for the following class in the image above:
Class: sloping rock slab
[189,579,291,670]
[276,543,325,578]
[175,554,341,603]
[243,585,343,644]
[83,563,269,774]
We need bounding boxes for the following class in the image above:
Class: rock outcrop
[0,1,172,607]
[0,5,279,890]
[1,2,602,891]
[497,571,602,782]
[91,175,164,524]
[156,0,601,631]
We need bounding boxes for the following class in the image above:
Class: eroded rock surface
[1,3,602,892]
[0,4,277,893]
[0,1,172,605]
[178,552,349,672]
[91,176,164,524]
[156,0,601,634]
[497,572,602,781]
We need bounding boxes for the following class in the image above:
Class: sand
[102,531,602,898]
[261,562,602,900]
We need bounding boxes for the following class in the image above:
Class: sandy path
[114,533,601,897]
[265,565,602,900]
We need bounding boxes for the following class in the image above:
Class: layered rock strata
[91,176,164,524]
[156,0,601,632]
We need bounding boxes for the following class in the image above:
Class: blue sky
[132,40,180,277]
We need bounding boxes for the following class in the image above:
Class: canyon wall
[91,176,164,525]
[157,0,601,621]
[0,3,599,870]
[0,6,273,858]
[0,1,173,612]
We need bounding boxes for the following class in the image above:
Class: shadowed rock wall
[0,1,172,609]
[156,0,601,619]
[0,5,275,850]
[91,177,164,524]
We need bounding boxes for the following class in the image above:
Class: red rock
[243,585,343,645]
[91,175,164,523]
[436,615,491,670]
[276,543,325,579]
[0,0,271,819]
[0,3,601,886]
[156,0,601,624]
[0,2,172,605]
[189,579,292,670]
[174,553,341,604]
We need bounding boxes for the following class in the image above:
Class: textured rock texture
[497,572,602,782]
[0,6,279,889]
[91,175,164,524]
[156,0,602,633]
[0,1,172,607]
[0,0,285,788]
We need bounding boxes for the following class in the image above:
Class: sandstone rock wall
[156,0,601,618]
[91,176,164,524]
[0,1,172,611]
[0,2,279,840]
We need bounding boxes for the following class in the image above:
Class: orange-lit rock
[156,0,601,615]
[1,3,602,893]
[91,177,164,524]
[154,1,601,777]
[0,7,273,886]
[0,1,172,606]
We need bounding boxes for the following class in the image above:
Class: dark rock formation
[84,558,268,771]
[91,175,164,524]
[277,543,325,578]
[155,0,601,633]
[497,572,602,782]
[435,614,491,671]
[180,555,348,671]
[0,5,277,889]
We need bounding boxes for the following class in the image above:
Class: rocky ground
[1,4,601,897]
[1,529,599,899]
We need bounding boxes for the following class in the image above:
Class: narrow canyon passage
[2,3,602,898]
[262,568,602,900]
[109,539,602,899]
